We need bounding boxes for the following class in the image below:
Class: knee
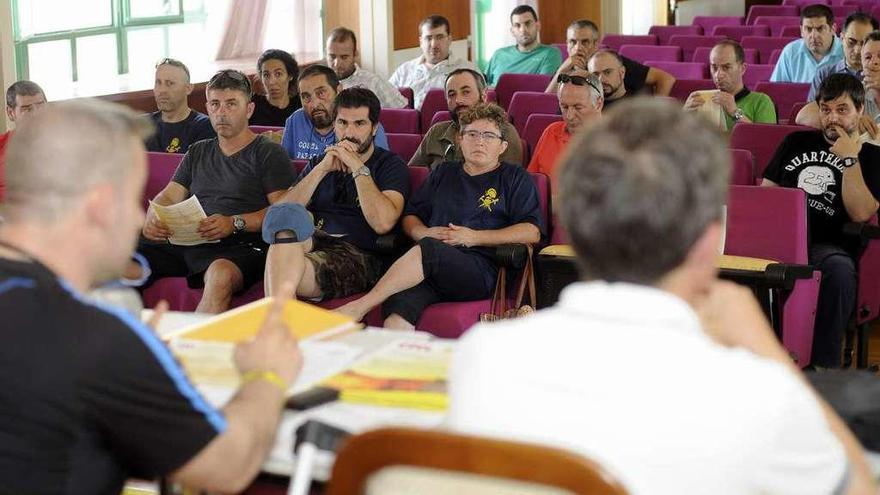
[203,259,242,291]
[263,203,315,245]
[820,255,857,287]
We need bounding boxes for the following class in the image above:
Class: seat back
[379,108,420,134]
[292,159,308,175]
[600,34,657,51]
[531,171,551,236]
[831,4,858,16]
[508,91,559,135]
[789,101,809,123]
[729,149,756,186]
[667,35,726,61]
[249,125,283,134]
[325,428,630,495]
[386,133,422,163]
[726,185,809,264]
[783,0,829,5]
[743,64,775,90]
[753,16,802,36]
[746,5,800,25]
[729,123,809,180]
[779,25,802,38]
[523,113,563,157]
[430,110,452,128]
[741,36,797,64]
[669,78,716,102]
[408,165,429,193]
[645,61,707,79]
[398,87,414,108]
[619,44,682,63]
[692,46,758,64]
[648,24,703,44]
[554,43,568,59]
[494,73,554,110]
[145,152,184,208]
[754,81,810,123]
[420,88,448,133]
[769,49,784,65]
[711,24,770,41]
[692,15,744,32]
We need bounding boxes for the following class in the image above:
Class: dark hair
[458,102,509,140]
[844,12,879,31]
[801,4,834,26]
[155,58,191,83]
[5,80,45,109]
[297,64,340,91]
[558,97,728,284]
[419,15,450,36]
[257,49,299,94]
[568,19,599,35]
[590,49,624,66]
[866,30,880,44]
[445,68,487,93]
[206,69,253,99]
[816,72,865,110]
[713,39,745,64]
[327,26,358,53]
[333,87,381,125]
[511,5,538,22]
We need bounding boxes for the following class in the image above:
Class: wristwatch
[352,166,372,179]
[842,156,859,168]
[732,108,745,122]
[232,215,246,233]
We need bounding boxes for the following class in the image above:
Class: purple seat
[429,110,452,128]
[783,0,829,5]
[669,78,716,102]
[379,108,420,134]
[554,43,568,59]
[386,133,422,163]
[712,24,771,41]
[144,152,184,209]
[779,25,802,38]
[644,61,708,79]
[420,88,447,135]
[753,16,802,37]
[755,81,810,123]
[729,123,811,178]
[142,279,266,312]
[852,215,880,367]
[742,36,797,64]
[494,73,554,110]
[600,34,657,51]
[692,46,759,64]
[729,149,755,186]
[726,185,821,366]
[692,16,744,32]
[831,4,858,16]
[769,49,783,65]
[292,159,308,174]
[397,87,414,109]
[486,89,498,103]
[743,63,775,90]
[790,101,809,123]
[874,6,880,25]
[746,5,800,25]
[619,44,682,63]
[843,0,877,13]
[667,35,726,62]
[249,125,283,134]
[523,113,563,159]
[507,91,559,135]
[648,25,703,45]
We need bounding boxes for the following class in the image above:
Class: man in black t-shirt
[262,87,409,301]
[139,70,296,313]
[0,99,302,494]
[763,73,880,368]
[145,58,216,153]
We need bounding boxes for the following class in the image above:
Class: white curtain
[215,0,270,60]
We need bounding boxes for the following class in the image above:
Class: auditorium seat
[507,92,559,135]
[783,0,828,5]
[729,123,810,178]
[648,25,703,45]
[692,46,759,64]
[779,25,802,39]
[379,108,420,134]
[692,16,744,33]
[523,113,562,162]
[742,64,775,90]
[753,16,802,37]
[554,43,568,59]
[386,133,422,163]
[742,36,797,64]
[494,73,554,110]
[249,125,283,134]
[600,34,657,51]
[831,4,858,17]
[769,49,784,65]
[420,89,447,134]
[669,79,716,102]
[429,110,452,128]
[619,45,682,63]
[711,24,771,41]
[645,61,708,80]
[746,5,800,25]
[667,35,725,62]
[754,81,810,123]
[398,87,414,109]
[144,152,184,209]
[729,149,756,186]
[789,101,809,123]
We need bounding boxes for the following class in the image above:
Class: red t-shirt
[526,121,570,187]
[0,131,12,202]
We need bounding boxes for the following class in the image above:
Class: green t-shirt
[485,44,562,85]
[724,90,777,131]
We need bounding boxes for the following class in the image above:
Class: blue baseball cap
[262,203,316,244]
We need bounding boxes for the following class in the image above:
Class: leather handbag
[480,245,536,322]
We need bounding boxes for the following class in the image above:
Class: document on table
[150,196,218,246]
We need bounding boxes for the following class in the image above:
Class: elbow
[375,218,398,235]
[526,225,541,244]
[852,209,876,224]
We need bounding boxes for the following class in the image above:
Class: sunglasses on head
[557,73,601,95]
[210,69,252,91]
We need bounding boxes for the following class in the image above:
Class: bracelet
[240,370,288,394]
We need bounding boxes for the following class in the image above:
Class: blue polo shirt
[281,109,389,160]
[770,38,844,84]
[807,59,860,101]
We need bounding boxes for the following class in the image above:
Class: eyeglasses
[155,57,191,79]
[461,130,503,142]
[209,69,252,92]
[557,73,602,95]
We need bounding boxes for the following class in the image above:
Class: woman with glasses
[250,49,301,129]
[337,103,543,329]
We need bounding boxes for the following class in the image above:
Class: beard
[341,135,372,154]
[309,107,333,128]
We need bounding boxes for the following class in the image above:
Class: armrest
[375,233,413,255]
[492,244,530,269]
[843,221,880,244]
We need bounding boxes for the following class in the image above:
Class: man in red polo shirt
[1,81,47,201]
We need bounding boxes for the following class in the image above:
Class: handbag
[479,245,536,322]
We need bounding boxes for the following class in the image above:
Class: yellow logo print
[166,137,181,153]
[478,188,499,212]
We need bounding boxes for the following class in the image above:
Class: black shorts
[138,233,268,292]
[382,237,496,324]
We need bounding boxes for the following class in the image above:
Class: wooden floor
[854,321,880,369]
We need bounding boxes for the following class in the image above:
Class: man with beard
[763,73,880,369]
[588,49,630,111]
[409,68,522,168]
[281,65,388,160]
[262,88,410,300]
[327,27,407,108]
[772,4,844,83]
[145,58,215,153]
[485,5,562,86]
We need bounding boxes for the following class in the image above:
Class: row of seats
[608,34,796,64]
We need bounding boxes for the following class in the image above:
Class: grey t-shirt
[172,135,296,217]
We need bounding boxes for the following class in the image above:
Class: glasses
[209,69,252,92]
[557,73,602,95]
[155,57,191,80]
[461,130,503,142]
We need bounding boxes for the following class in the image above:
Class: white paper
[149,196,218,246]
[691,90,725,130]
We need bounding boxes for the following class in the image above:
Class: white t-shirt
[389,55,476,109]
[447,281,848,495]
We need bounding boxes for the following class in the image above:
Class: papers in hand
[691,90,725,130]
[149,196,218,246]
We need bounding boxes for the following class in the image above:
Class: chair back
[741,36,797,64]
[648,24,703,44]
[387,133,422,163]
[531,172,551,237]
[729,149,756,186]
[292,159,308,175]
[746,5,800,24]
[783,0,829,5]
[408,165,430,194]
[145,152,184,208]
[667,35,726,61]
[729,123,809,179]
[379,108,420,134]
[523,114,563,157]
[508,92,559,135]
[249,125,283,134]
[430,110,452,128]
[692,15,744,32]
[753,16,802,36]
[398,87,414,108]
[726,185,809,264]
[743,64,774,90]
[645,61,707,80]
[754,81,810,123]
[831,4,858,16]
[619,44,682,63]
[711,24,770,41]
[600,34,657,51]
[420,88,448,133]
[779,25,802,38]
[495,73,554,110]
[692,46,758,64]
[669,78,716,102]
[789,101,809,123]
[554,43,568,59]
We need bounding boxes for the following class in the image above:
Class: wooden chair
[324,427,630,495]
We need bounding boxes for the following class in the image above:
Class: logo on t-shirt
[478,188,499,212]
[797,165,837,198]
[166,137,181,153]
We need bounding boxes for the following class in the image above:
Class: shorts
[306,230,383,299]
[382,237,496,324]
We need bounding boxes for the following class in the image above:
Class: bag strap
[513,245,535,308]
[489,266,508,317]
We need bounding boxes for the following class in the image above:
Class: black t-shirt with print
[249,93,302,128]
[145,110,216,153]
[622,55,651,95]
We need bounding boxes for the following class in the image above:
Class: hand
[858,114,879,141]
[443,223,480,247]
[146,300,168,333]
[198,214,234,240]
[864,69,880,92]
[830,125,862,159]
[683,93,705,111]
[421,226,452,241]
[233,283,303,386]
[143,209,172,241]
[333,141,366,174]
[316,149,346,174]
[710,91,737,116]
[560,52,587,73]
[696,280,784,359]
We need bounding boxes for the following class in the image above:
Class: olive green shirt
[408,119,524,169]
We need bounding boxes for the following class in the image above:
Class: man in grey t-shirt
[138,70,296,313]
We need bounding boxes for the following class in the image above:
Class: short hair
[511,4,538,22]
[568,19,599,35]
[6,80,45,109]
[712,39,745,64]
[458,103,508,140]
[558,97,728,284]
[257,49,299,94]
[844,12,879,31]
[590,49,624,67]
[3,99,153,222]
[327,26,358,53]
[816,72,865,110]
[333,87,381,126]
[419,15,450,35]
[801,4,834,26]
[445,68,487,93]
[155,57,191,83]
[866,29,880,44]
[297,64,340,90]
[558,75,603,107]
[206,69,253,100]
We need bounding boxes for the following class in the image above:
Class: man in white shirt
[448,97,875,495]
[327,27,407,109]
[389,15,476,109]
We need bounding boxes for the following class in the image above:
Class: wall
[676,0,746,25]
[0,0,15,132]
[537,0,602,43]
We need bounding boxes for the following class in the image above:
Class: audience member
[546,19,675,97]
[139,70,296,313]
[863,31,880,122]
[410,68,522,168]
[527,73,602,183]
[250,49,301,128]
[763,73,880,369]
[0,98,303,494]
[327,27,407,108]
[336,103,543,329]
[282,65,388,160]
[771,4,844,83]
[389,15,477,109]
[0,80,45,202]
[588,50,630,110]
[145,58,215,153]
[484,5,562,86]
[684,40,776,130]
[262,88,409,300]
[448,97,875,495]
